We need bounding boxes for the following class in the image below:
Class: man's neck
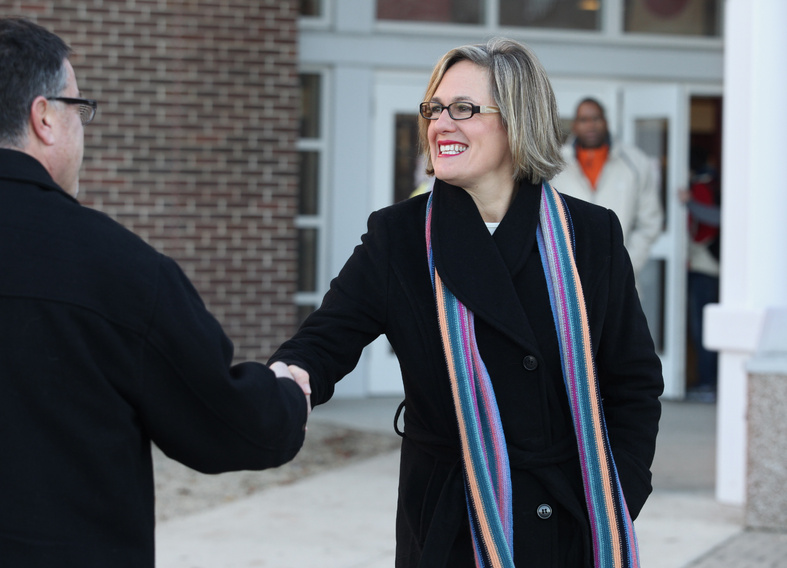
[576,144,609,190]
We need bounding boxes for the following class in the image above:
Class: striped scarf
[426,182,639,567]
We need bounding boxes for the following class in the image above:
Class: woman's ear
[29,96,57,146]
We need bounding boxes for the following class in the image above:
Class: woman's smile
[437,141,468,156]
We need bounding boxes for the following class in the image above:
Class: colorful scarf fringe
[426,182,639,567]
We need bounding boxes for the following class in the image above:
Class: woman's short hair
[0,18,72,148]
[419,37,565,184]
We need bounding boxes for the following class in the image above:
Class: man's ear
[29,96,57,146]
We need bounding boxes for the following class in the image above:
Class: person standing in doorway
[551,98,663,278]
[681,146,721,402]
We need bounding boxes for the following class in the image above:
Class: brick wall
[9,0,300,361]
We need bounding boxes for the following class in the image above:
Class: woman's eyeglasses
[419,102,499,121]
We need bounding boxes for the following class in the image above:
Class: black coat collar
[0,148,75,202]
[430,178,543,350]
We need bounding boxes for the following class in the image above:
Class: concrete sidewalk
[154,398,777,567]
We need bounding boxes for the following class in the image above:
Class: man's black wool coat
[0,149,307,567]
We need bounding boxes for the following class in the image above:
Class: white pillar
[704,0,787,504]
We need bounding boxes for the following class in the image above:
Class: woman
[271,38,662,567]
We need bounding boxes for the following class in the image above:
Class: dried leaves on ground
[153,422,401,522]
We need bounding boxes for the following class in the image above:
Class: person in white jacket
[551,98,663,277]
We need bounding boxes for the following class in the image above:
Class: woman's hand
[269,361,312,415]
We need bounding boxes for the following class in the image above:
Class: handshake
[270,361,312,415]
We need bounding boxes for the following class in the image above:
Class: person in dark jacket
[0,17,309,567]
[271,38,662,567]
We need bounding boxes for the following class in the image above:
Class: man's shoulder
[559,142,576,161]
[560,191,610,220]
[62,192,162,267]
[610,140,651,165]
[0,180,166,320]
[553,143,582,180]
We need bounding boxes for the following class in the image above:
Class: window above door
[372,0,721,38]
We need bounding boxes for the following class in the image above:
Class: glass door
[366,71,429,395]
[622,84,689,399]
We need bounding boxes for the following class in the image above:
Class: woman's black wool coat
[271,179,663,567]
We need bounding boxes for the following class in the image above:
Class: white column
[704,0,787,504]
[328,65,375,398]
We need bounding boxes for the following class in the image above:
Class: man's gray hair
[419,37,565,184]
[0,18,72,148]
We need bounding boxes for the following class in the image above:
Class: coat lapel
[430,179,543,350]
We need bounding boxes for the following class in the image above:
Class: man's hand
[269,361,312,416]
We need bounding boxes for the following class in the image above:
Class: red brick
[18,0,299,360]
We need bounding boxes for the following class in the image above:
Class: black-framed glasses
[48,97,98,125]
[419,101,500,121]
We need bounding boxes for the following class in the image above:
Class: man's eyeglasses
[419,101,500,121]
[48,97,98,126]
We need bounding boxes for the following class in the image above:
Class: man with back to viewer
[0,17,310,567]
[551,97,663,277]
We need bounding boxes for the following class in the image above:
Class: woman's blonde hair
[419,37,565,184]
